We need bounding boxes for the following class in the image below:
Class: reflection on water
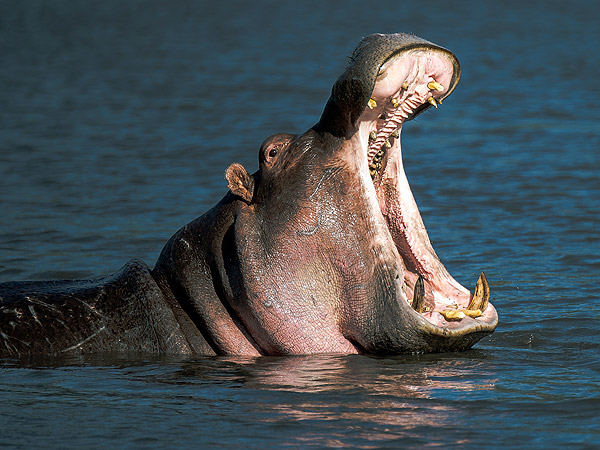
[1,349,597,448]
[218,354,498,396]
[152,354,500,447]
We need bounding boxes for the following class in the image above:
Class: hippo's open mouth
[352,46,498,335]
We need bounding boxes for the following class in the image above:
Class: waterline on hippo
[0,33,497,357]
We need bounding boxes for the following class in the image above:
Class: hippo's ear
[225,163,255,203]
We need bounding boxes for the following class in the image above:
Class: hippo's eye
[269,148,278,158]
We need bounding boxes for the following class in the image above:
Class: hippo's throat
[351,49,497,330]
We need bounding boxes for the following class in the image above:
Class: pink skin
[233,191,363,355]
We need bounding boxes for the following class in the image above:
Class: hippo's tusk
[467,272,490,312]
[411,275,426,313]
[427,81,444,91]
[427,97,438,108]
[368,98,377,109]
[462,309,483,318]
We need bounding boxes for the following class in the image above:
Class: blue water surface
[1,1,599,448]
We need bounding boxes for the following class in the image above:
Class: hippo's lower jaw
[343,40,498,350]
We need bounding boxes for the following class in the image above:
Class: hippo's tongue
[355,47,490,324]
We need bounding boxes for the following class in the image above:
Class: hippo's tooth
[467,272,490,312]
[402,81,409,90]
[391,98,399,108]
[462,309,482,318]
[440,310,466,321]
[427,81,444,92]
[384,139,392,148]
[368,98,377,109]
[369,131,377,140]
[411,275,425,313]
[391,129,399,139]
[427,97,438,108]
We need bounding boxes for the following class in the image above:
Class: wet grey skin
[0,33,498,357]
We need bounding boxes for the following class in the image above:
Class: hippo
[0,33,498,357]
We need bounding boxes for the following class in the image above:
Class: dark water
[1,1,599,448]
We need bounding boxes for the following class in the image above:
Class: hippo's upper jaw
[318,33,498,351]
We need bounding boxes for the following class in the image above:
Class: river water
[1,1,599,448]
